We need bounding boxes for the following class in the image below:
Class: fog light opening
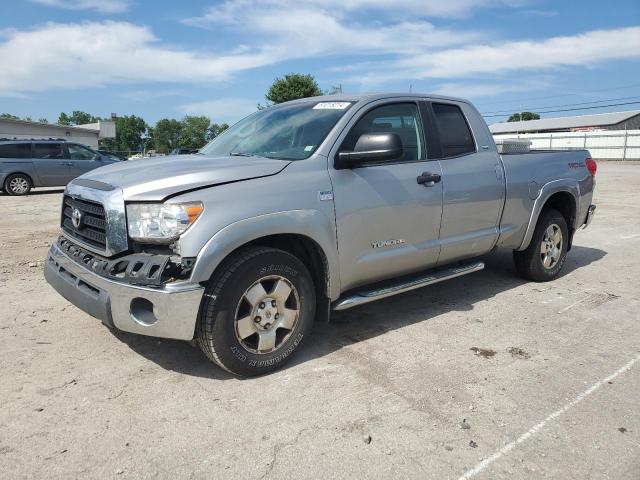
[130,297,158,326]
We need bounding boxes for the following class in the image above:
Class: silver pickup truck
[44,93,597,376]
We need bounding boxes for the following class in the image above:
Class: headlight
[126,202,204,243]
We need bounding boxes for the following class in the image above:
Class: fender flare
[189,209,341,300]
[517,179,580,251]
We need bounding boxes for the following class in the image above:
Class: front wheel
[4,173,32,195]
[514,208,568,282]
[197,246,316,376]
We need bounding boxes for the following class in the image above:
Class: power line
[483,100,640,119]
[474,81,640,108]
[481,95,640,115]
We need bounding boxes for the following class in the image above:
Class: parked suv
[0,140,120,195]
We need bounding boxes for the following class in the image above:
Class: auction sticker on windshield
[313,102,351,110]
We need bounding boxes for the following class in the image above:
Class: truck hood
[80,154,291,201]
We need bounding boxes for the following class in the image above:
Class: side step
[332,261,485,311]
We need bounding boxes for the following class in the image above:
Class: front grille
[62,195,107,250]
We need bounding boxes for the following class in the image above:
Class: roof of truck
[284,92,470,105]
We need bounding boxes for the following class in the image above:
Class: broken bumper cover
[583,204,596,229]
[44,242,205,340]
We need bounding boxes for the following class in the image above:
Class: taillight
[585,158,597,176]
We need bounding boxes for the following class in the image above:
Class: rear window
[432,103,475,158]
[0,143,31,158]
[33,143,66,159]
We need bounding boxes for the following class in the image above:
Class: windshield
[200,101,352,160]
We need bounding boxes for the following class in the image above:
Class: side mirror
[336,133,403,169]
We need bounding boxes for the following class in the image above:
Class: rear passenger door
[66,144,102,180]
[427,102,505,264]
[32,143,71,186]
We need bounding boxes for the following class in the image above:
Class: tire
[197,246,316,376]
[4,173,32,196]
[514,208,568,282]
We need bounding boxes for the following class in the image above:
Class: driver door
[329,102,444,291]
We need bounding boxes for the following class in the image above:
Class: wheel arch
[517,180,579,251]
[190,210,340,302]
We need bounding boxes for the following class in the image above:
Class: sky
[0,0,639,126]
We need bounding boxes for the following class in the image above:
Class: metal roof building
[0,118,115,149]
[489,110,640,134]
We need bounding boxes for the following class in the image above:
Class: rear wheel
[197,246,316,376]
[4,174,32,195]
[514,208,568,282]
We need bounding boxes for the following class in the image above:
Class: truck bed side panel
[497,150,594,250]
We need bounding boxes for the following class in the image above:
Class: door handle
[417,172,441,186]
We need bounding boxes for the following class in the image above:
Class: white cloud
[347,26,640,85]
[179,98,259,124]
[1,10,638,100]
[431,78,553,99]
[185,0,521,23]
[0,21,274,95]
[184,3,480,58]
[31,0,131,13]
[0,9,480,96]
[406,27,640,77]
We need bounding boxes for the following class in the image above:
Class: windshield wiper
[229,152,260,157]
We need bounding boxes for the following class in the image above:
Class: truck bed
[496,149,595,250]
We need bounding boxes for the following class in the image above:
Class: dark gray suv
[0,140,120,195]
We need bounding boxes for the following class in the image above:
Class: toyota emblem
[71,207,83,229]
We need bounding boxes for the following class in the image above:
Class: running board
[332,261,485,311]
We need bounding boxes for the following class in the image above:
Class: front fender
[189,209,341,300]
[517,179,580,251]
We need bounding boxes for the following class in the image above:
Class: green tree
[507,112,540,122]
[99,115,147,155]
[57,111,99,125]
[57,112,71,125]
[207,122,229,140]
[38,118,48,124]
[178,115,211,149]
[0,113,19,119]
[262,73,322,107]
[144,126,155,152]
[153,118,183,154]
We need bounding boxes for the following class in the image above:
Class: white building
[0,118,116,149]
[489,110,640,135]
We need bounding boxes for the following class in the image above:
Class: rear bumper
[44,242,205,340]
[583,204,596,229]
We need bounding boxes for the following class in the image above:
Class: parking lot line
[458,354,640,480]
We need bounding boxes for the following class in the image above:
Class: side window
[0,143,31,158]
[432,103,475,158]
[68,144,96,160]
[340,103,424,162]
[33,143,66,160]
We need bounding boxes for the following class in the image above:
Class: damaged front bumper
[44,241,205,340]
